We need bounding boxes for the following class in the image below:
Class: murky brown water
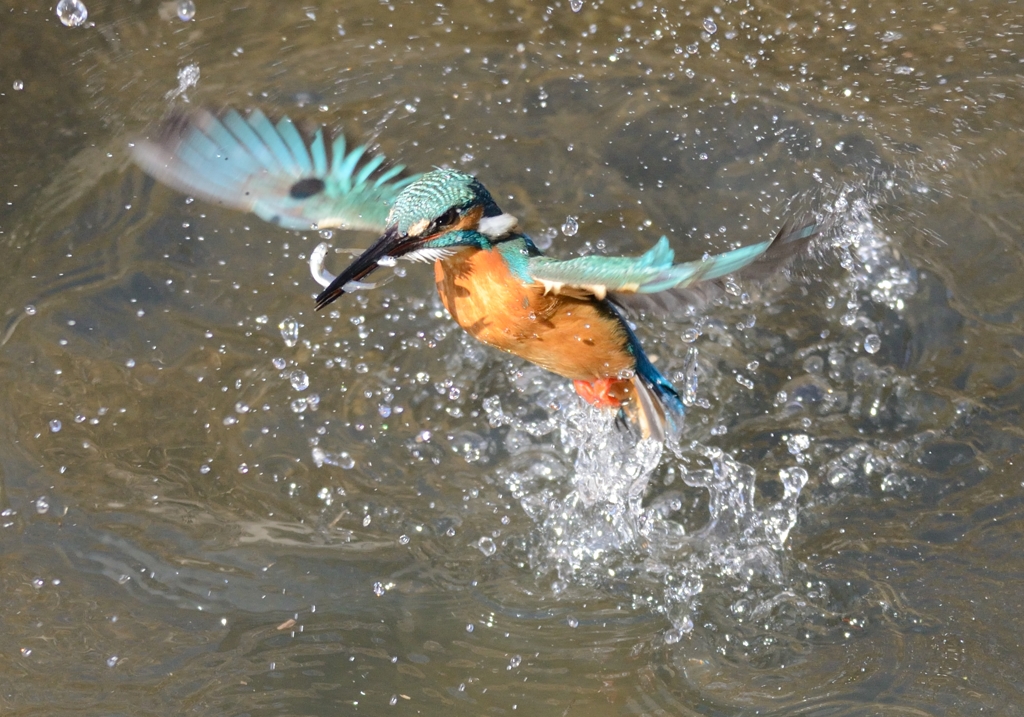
[2,0,1023,714]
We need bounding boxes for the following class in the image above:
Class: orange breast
[433,247,635,382]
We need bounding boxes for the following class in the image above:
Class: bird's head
[315,168,519,310]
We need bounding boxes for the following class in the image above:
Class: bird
[132,109,816,442]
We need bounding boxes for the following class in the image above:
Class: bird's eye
[433,208,460,230]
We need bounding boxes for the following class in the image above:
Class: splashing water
[165,64,200,102]
[484,376,808,634]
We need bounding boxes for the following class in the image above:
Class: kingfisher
[133,109,816,441]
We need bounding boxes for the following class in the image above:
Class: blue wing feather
[132,109,420,232]
[526,220,815,308]
[309,128,328,177]
[276,116,313,175]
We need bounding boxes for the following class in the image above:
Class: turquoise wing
[526,219,817,310]
[132,109,419,232]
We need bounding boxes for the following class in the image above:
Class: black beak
[314,226,418,311]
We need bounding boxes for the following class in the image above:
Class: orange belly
[434,247,635,382]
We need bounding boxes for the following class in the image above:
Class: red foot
[573,377,631,409]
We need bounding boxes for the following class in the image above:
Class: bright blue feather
[132,109,420,232]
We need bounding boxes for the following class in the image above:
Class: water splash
[485,385,808,634]
[165,64,200,102]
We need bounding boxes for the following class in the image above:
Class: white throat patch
[477,213,519,239]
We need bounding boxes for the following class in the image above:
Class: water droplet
[272,357,287,370]
[703,18,717,34]
[234,402,250,414]
[569,0,583,11]
[199,463,211,475]
[176,0,195,21]
[288,369,310,391]
[12,80,24,91]
[681,346,699,406]
[561,216,579,237]
[48,419,61,433]
[56,0,88,27]
[35,496,49,514]
[465,623,474,632]
[106,655,119,668]
[864,334,881,354]
[787,434,811,454]
[278,317,299,347]
[477,536,496,556]
[32,577,45,589]
[567,616,579,628]
[312,447,348,468]
[508,655,522,669]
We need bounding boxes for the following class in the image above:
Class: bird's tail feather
[621,372,685,443]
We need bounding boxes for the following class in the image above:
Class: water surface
[1,0,1023,714]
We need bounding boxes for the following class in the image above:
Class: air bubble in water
[56,0,88,27]
[703,18,717,34]
[278,317,299,347]
[49,419,62,433]
[561,216,579,237]
[864,334,881,354]
[177,0,195,21]
[13,80,24,91]
[35,496,50,514]
[569,0,583,11]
